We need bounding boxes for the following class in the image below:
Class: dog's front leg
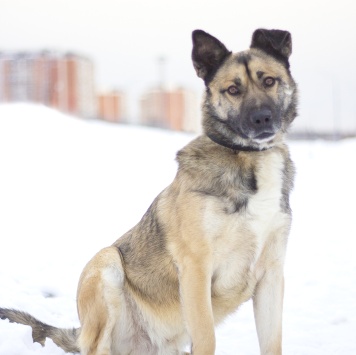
[179,257,215,355]
[253,267,284,355]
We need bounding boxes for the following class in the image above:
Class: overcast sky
[1,0,356,132]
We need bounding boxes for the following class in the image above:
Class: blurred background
[1,0,355,138]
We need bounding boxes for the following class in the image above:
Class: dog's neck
[206,132,270,152]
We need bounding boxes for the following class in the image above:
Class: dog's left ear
[250,29,292,67]
[192,30,231,83]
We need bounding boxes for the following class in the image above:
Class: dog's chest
[204,152,287,307]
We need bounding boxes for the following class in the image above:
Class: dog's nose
[250,109,273,128]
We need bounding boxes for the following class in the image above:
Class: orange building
[97,91,126,123]
[0,55,10,101]
[140,87,199,132]
[0,51,96,118]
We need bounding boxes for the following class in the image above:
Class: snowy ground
[0,104,355,354]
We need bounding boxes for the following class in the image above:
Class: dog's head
[192,29,298,150]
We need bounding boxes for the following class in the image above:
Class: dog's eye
[227,86,240,95]
[264,77,275,87]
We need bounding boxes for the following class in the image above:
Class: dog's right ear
[250,29,292,68]
[192,30,231,83]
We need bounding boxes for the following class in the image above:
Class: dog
[0,28,298,355]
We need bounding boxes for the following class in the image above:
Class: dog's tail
[0,308,80,353]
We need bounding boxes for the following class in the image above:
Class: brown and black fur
[0,28,298,355]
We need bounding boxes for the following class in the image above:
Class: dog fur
[0,28,298,355]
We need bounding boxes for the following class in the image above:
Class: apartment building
[0,51,96,118]
[0,51,199,132]
[140,87,200,132]
[97,90,126,123]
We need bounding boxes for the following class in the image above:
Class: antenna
[157,56,166,89]
[332,76,340,140]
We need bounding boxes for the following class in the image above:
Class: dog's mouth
[252,131,276,142]
[226,122,276,144]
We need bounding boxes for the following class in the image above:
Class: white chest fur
[246,151,286,239]
[202,151,289,316]
[203,151,286,238]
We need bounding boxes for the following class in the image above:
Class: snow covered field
[0,104,355,354]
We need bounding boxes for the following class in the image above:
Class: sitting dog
[0,28,297,355]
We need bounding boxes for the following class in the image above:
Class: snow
[0,103,355,354]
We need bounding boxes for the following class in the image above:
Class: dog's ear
[250,29,292,67]
[192,30,231,83]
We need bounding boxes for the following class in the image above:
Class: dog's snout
[247,108,278,139]
[250,109,272,127]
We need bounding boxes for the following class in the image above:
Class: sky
[1,0,356,132]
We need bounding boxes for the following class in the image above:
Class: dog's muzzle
[248,108,277,140]
[227,106,282,142]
